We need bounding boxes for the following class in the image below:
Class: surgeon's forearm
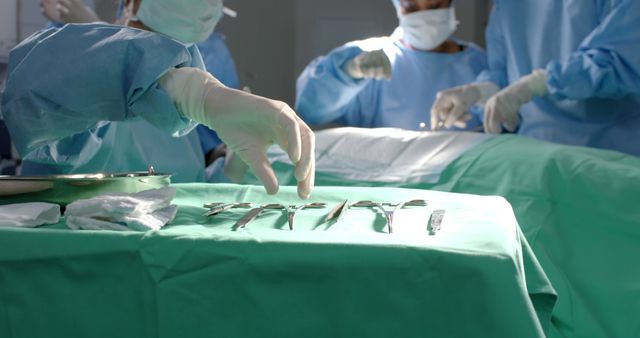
[159,67,221,127]
[295,48,370,124]
[160,66,287,131]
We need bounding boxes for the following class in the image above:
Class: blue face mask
[135,0,224,44]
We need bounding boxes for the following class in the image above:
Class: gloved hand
[343,49,392,80]
[40,0,61,22]
[430,82,500,130]
[160,67,315,199]
[57,0,100,23]
[484,69,548,134]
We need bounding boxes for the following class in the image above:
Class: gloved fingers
[430,92,452,130]
[354,50,391,80]
[243,149,279,195]
[41,0,61,22]
[373,67,385,80]
[452,112,472,129]
[223,150,249,183]
[57,0,71,16]
[360,63,378,79]
[371,54,392,80]
[297,154,315,200]
[228,148,279,195]
[292,115,315,188]
[430,102,453,130]
[275,105,302,165]
[380,53,392,80]
[58,0,74,10]
[58,0,99,23]
[483,97,502,134]
[363,57,385,80]
[443,97,468,129]
[344,58,358,77]
[502,111,520,132]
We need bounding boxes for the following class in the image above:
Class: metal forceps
[203,202,253,216]
[352,199,427,233]
[285,202,327,230]
[232,204,286,231]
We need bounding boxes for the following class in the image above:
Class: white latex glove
[57,0,99,23]
[343,49,392,80]
[430,82,500,130]
[484,69,548,134]
[160,67,315,199]
[40,0,61,22]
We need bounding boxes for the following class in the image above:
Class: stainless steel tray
[0,169,172,205]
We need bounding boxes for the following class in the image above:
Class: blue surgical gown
[195,32,240,156]
[295,33,488,130]
[479,0,640,157]
[1,23,206,182]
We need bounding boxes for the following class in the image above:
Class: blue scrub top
[295,31,488,130]
[1,23,207,182]
[479,0,640,156]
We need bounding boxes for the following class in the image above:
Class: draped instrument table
[0,184,556,338]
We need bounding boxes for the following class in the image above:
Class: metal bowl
[0,168,172,205]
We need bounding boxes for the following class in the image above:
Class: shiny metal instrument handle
[203,202,253,216]
[233,207,263,231]
[286,202,327,230]
[324,200,349,223]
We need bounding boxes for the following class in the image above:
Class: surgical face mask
[135,0,224,44]
[398,7,458,50]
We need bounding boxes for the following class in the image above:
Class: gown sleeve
[545,0,640,100]
[475,5,509,89]
[1,23,198,157]
[295,42,376,125]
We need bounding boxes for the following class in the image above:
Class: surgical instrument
[286,202,327,230]
[232,204,285,231]
[203,202,253,216]
[324,200,349,224]
[351,199,427,233]
[428,209,445,235]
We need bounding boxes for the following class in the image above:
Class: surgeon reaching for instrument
[431,0,640,157]
[1,0,315,199]
[295,0,487,131]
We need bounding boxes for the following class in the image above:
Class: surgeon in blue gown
[41,0,238,166]
[295,0,487,130]
[431,0,640,157]
[1,0,315,198]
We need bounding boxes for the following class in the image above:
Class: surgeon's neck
[128,20,151,32]
[402,39,462,53]
[430,40,462,53]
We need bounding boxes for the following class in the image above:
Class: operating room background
[218,0,492,105]
[0,0,492,111]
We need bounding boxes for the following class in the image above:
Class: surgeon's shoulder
[456,40,486,57]
[455,40,488,70]
[49,23,180,46]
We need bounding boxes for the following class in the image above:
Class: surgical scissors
[351,199,427,233]
[232,204,285,231]
[203,202,253,216]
